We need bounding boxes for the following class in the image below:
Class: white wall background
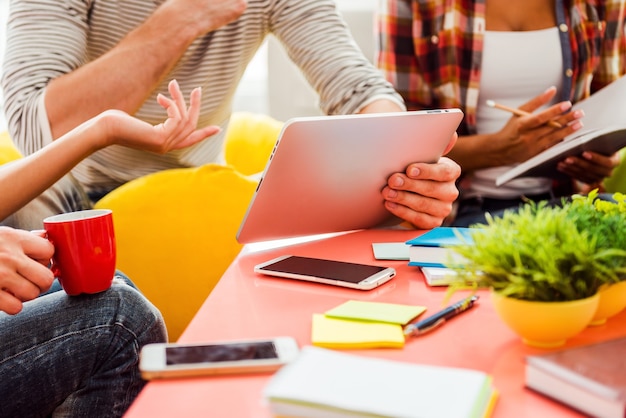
[266,0,377,121]
[0,0,377,132]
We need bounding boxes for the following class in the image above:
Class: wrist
[88,111,121,151]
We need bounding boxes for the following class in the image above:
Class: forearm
[0,119,107,220]
[45,3,202,140]
[447,133,504,172]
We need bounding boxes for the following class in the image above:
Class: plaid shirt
[376,0,626,136]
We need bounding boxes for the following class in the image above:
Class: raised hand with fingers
[99,79,220,153]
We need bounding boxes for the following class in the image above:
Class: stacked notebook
[406,226,475,268]
[264,346,498,418]
[525,337,626,418]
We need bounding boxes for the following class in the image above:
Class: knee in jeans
[107,282,168,343]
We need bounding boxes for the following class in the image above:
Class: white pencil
[486,99,563,129]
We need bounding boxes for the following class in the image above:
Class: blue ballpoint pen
[404,295,480,337]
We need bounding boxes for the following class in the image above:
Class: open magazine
[496,75,626,186]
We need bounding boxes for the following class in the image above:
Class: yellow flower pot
[589,281,626,326]
[491,291,599,348]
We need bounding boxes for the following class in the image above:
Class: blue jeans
[0,281,167,417]
[40,271,138,297]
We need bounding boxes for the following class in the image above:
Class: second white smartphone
[254,255,396,290]
[139,337,300,380]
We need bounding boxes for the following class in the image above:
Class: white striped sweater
[2,0,404,194]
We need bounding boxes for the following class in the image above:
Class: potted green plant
[567,190,626,324]
[446,191,626,347]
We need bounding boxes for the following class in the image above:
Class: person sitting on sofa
[2,0,461,231]
[0,80,217,417]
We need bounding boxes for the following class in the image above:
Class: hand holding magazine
[496,75,626,186]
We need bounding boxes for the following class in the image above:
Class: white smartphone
[139,337,300,380]
[254,255,396,290]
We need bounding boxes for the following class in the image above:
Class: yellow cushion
[0,131,22,164]
[224,112,284,175]
[94,164,258,341]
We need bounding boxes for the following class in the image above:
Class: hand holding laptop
[382,154,461,230]
[237,110,464,243]
[360,98,461,229]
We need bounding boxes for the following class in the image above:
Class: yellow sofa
[93,112,282,340]
[0,112,283,341]
[93,164,258,340]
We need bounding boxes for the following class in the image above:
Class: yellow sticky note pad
[325,300,426,325]
[311,314,405,349]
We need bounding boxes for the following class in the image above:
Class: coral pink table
[124,229,626,417]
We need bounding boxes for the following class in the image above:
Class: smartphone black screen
[165,341,278,365]
[257,256,388,284]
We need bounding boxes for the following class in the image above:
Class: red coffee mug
[43,209,116,295]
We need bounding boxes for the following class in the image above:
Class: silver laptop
[236,109,463,243]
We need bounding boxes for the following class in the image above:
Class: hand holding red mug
[0,227,55,314]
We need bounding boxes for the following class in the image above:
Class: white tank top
[469,27,563,199]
